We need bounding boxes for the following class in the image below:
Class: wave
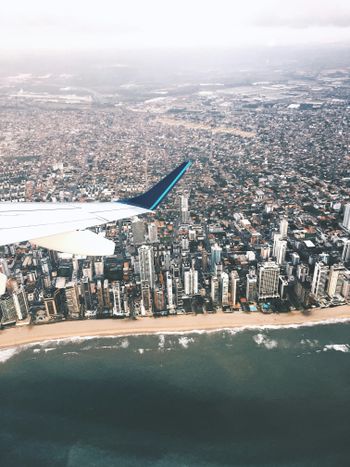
[0,347,19,363]
[323,344,350,353]
[253,333,278,350]
[1,317,350,364]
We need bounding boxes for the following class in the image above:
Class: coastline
[1,305,350,350]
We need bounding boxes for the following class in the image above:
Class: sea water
[1,322,350,466]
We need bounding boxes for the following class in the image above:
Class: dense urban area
[1,56,350,327]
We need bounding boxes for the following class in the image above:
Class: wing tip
[121,160,192,210]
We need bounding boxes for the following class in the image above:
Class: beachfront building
[230,270,239,307]
[65,283,81,318]
[258,261,280,300]
[311,262,329,298]
[246,268,258,302]
[139,245,155,289]
[327,264,347,298]
[220,272,229,306]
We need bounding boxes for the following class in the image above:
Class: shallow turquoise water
[1,323,350,466]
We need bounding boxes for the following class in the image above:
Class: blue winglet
[120,161,191,210]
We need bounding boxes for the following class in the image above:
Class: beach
[1,305,350,349]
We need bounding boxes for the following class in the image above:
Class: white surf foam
[0,347,19,363]
[178,336,195,349]
[323,344,350,353]
[253,333,278,350]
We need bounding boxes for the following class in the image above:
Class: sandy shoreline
[1,305,350,350]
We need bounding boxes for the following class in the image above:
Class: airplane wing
[0,161,191,255]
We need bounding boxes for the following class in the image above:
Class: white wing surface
[0,161,191,255]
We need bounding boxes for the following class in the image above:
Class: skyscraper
[139,245,155,289]
[184,268,198,296]
[166,272,174,312]
[82,277,92,311]
[343,204,350,230]
[65,283,81,318]
[211,276,219,304]
[148,223,158,243]
[327,264,347,298]
[112,282,123,316]
[220,271,229,306]
[297,263,309,283]
[230,270,239,307]
[132,217,145,245]
[276,239,287,265]
[141,280,152,314]
[311,262,329,298]
[0,294,17,325]
[246,267,258,301]
[13,287,29,320]
[279,217,288,239]
[342,239,350,262]
[258,261,280,299]
[180,190,190,224]
[94,258,104,277]
[211,243,222,272]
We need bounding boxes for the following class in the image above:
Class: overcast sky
[1,0,350,50]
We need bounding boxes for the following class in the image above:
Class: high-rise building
[141,280,152,314]
[273,233,287,264]
[184,268,198,296]
[275,239,287,265]
[341,275,350,300]
[260,244,271,260]
[272,232,281,258]
[342,239,350,262]
[65,283,81,318]
[230,270,239,307]
[96,279,104,311]
[279,276,289,300]
[112,281,123,316]
[82,277,92,311]
[311,262,329,298]
[148,223,158,243]
[211,244,222,272]
[82,261,93,281]
[297,263,309,283]
[291,252,300,266]
[280,217,288,239]
[166,272,174,312]
[327,264,347,298]
[94,258,104,277]
[211,276,219,304]
[103,279,111,310]
[258,261,280,299]
[0,258,10,277]
[0,294,17,325]
[13,287,29,320]
[246,267,258,301]
[180,191,190,224]
[342,204,350,230]
[220,272,229,306]
[154,287,165,312]
[174,278,184,309]
[139,245,155,289]
[132,217,145,245]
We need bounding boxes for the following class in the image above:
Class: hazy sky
[1,0,350,50]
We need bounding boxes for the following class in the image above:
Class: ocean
[1,322,350,467]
